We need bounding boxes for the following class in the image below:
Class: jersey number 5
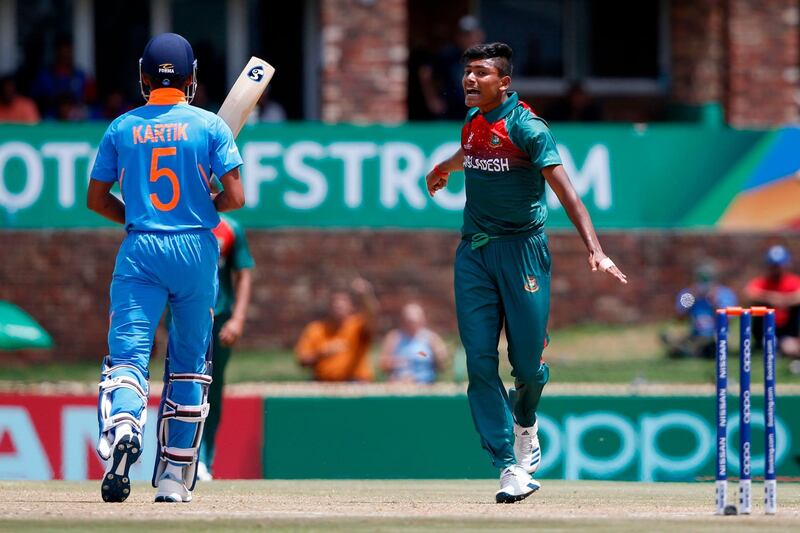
[149,147,180,211]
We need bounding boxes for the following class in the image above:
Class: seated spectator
[54,92,89,121]
[295,278,377,382]
[31,38,95,119]
[258,89,287,123]
[95,90,131,121]
[246,88,287,125]
[380,303,448,384]
[0,75,40,124]
[661,262,737,359]
[746,245,800,357]
[418,15,485,120]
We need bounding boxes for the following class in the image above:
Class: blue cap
[140,33,195,84]
[766,245,790,266]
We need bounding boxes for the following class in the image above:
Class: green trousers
[199,313,231,472]
[454,231,551,469]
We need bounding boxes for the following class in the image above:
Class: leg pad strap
[152,369,212,490]
[97,357,149,459]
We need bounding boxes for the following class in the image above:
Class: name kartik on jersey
[463,155,510,172]
[133,123,189,144]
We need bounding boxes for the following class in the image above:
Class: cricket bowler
[86,32,245,503]
[425,42,627,503]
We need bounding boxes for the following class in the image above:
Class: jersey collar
[482,91,518,123]
[147,88,188,105]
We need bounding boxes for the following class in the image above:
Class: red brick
[1,230,797,362]
[320,0,408,123]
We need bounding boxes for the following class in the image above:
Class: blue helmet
[766,245,790,266]
[139,33,197,102]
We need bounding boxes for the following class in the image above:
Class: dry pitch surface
[1,480,798,531]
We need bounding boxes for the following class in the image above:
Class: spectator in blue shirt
[380,303,448,383]
[662,262,737,359]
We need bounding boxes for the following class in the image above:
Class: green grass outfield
[1,480,798,532]
[2,321,796,386]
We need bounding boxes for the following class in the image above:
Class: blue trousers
[106,230,219,450]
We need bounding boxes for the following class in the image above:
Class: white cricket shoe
[495,464,541,503]
[196,461,213,482]
[154,472,193,503]
[514,421,541,474]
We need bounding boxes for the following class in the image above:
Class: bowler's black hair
[462,42,513,77]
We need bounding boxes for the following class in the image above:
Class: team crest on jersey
[490,133,501,147]
[524,275,539,293]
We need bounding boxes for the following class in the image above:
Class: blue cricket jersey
[91,88,243,232]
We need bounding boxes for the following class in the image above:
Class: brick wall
[670,0,724,105]
[320,0,407,123]
[725,0,800,126]
[1,230,797,362]
[671,0,800,126]
[317,0,799,126]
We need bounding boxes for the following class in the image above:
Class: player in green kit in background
[196,213,255,480]
[426,42,627,503]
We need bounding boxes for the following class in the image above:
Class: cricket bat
[218,56,276,137]
[212,56,275,191]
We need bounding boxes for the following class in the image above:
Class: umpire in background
[197,213,255,480]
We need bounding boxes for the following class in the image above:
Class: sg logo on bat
[248,66,265,82]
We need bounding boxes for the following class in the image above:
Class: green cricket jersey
[211,214,255,317]
[460,91,562,238]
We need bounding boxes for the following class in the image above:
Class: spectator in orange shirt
[0,76,40,124]
[295,278,378,381]
[745,245,800,357]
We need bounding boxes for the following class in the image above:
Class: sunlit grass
[1,320,794,386]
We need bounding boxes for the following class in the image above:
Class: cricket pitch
[1,479,798,531]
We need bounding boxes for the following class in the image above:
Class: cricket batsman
[425,42,627,503]
[86,33,245,503]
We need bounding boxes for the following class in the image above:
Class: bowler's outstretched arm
[543,164,627,284]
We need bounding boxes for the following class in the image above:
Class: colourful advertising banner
[3,392,793,481]
[0,394,263,480]
[263,394,798,481]
[2,123,788,230]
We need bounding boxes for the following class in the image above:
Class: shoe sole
[154,491,192,503]
[101,435,141,503]
[495,483,540,504]
[154,495,183,503]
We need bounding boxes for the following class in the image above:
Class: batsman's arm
[87,179,126,225]
[543,165,627,284]
[214,167,245,212]
[426,148,464,197]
